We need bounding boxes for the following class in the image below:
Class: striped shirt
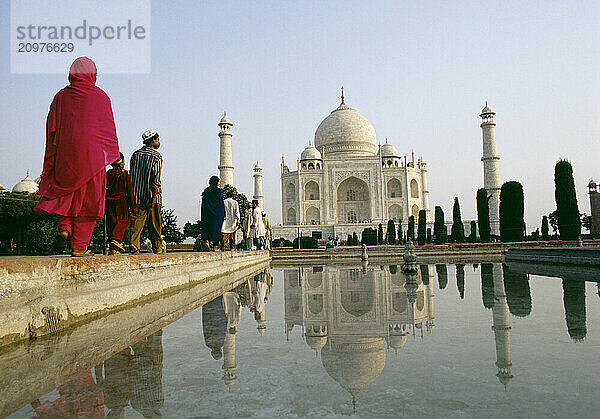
[130,146,163,208]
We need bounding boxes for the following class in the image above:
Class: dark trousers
[130,206,162,251]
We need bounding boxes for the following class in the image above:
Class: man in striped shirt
[129,130,164,253]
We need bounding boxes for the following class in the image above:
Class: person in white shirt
[221,190,240,250]
[250,200,266,250]
[242,208,253,250]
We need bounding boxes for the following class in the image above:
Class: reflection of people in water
[31,370,105,418]
[131,330,164,418]
[223,291,242,332]
[562,279,587,342]
[251,270,269,333]
[502,265,532,317]
[456,264,465,299]
[95,347,133,418]
[222,291,242,388]
[202,295,227,359]
[436,265,448,290]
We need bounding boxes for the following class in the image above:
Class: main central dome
[314,90,377,156]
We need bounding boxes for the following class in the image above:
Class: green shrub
[387,220,396,244]
[361,228,378,245]
[500,181,525,242]
[554,160,581,240]
[433,206,446,243]
[476,188,491,242]
[417,210,426,245]
[293,236,318,249]
[23,219,57,255]
[272,237,293,248]
[451,197,465,243]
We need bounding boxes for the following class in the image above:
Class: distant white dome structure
[300,144,322,161]
[314,87,377,156]
[12,171,38,193]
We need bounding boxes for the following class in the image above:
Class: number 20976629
[18,43,74,52]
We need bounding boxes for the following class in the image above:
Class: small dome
[388,334,407,349]
[588,179,596,188]
[300,145,322,161]
[253,161,262,171]
[480,102,495,116]
[12,171,38,193]
[219,111,232,125]
[380,142,399,158]
[306,335,328,351]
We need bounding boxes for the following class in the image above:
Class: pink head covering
[68,56,97,85]
[36,57,119,205]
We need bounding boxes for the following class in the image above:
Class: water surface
[8,263,600,418]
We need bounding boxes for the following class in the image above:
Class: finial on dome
[341,86,345,104]
[26,169,29,177]
[385,137,388,144]
[485,101,488,107]
[352,395,356,413]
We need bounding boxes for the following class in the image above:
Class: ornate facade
[275,90,430,240]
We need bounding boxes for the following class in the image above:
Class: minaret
[491,263,513,390]
[218,112,234,187]
[253,161,264,209]
[222,330,237,390]
[419,158,430,221]
[480,103,501,236]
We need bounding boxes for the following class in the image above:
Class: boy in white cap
[129,130,164,253]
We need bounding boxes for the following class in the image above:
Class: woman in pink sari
[35,57,120,256]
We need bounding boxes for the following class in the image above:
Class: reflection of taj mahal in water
[284,264,435,404]
[283,263,515,402]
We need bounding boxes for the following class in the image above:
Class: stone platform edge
[0,251,271,347]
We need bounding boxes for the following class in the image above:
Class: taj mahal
[273,89,432,241]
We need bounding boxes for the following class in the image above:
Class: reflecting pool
[6,263,600,418]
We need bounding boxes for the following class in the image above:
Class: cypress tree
[433,206,446,244]
[469,220,477,243]
[451,197,465,243]
[476,188,491,242]
[352,232,358,246]
[398,223,403,244]
[387,220,396,244]
[436,264,448,289]
[554,160,581,240]
[499,181,525,242]
[426,227,432,243]
[417,210,426,245]
[408,216,415,243]
[347,234,352,245]
[541,215,549,240]
[377,223,384,245]
[456,264,465,299]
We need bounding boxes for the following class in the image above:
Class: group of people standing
[35,57,165,256]
[200,176,272,252]
[34,56,269,256]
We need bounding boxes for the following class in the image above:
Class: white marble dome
[300,145,322,161]
[314,94,377,156]
[321,337,386,396]
[380,142,399,158]
[12,172,38,193]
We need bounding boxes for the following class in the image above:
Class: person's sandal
[55,230,70,254]
[71,249,94,257]
[110,240,126,253]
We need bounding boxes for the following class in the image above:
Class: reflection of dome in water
[321,337,386,397]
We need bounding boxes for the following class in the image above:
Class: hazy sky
[1,1,599,230]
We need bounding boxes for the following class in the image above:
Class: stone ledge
[0,251,271,347]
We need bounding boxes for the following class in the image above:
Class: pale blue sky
[1,1,599,230]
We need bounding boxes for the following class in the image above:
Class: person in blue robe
[201,176,225,250]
